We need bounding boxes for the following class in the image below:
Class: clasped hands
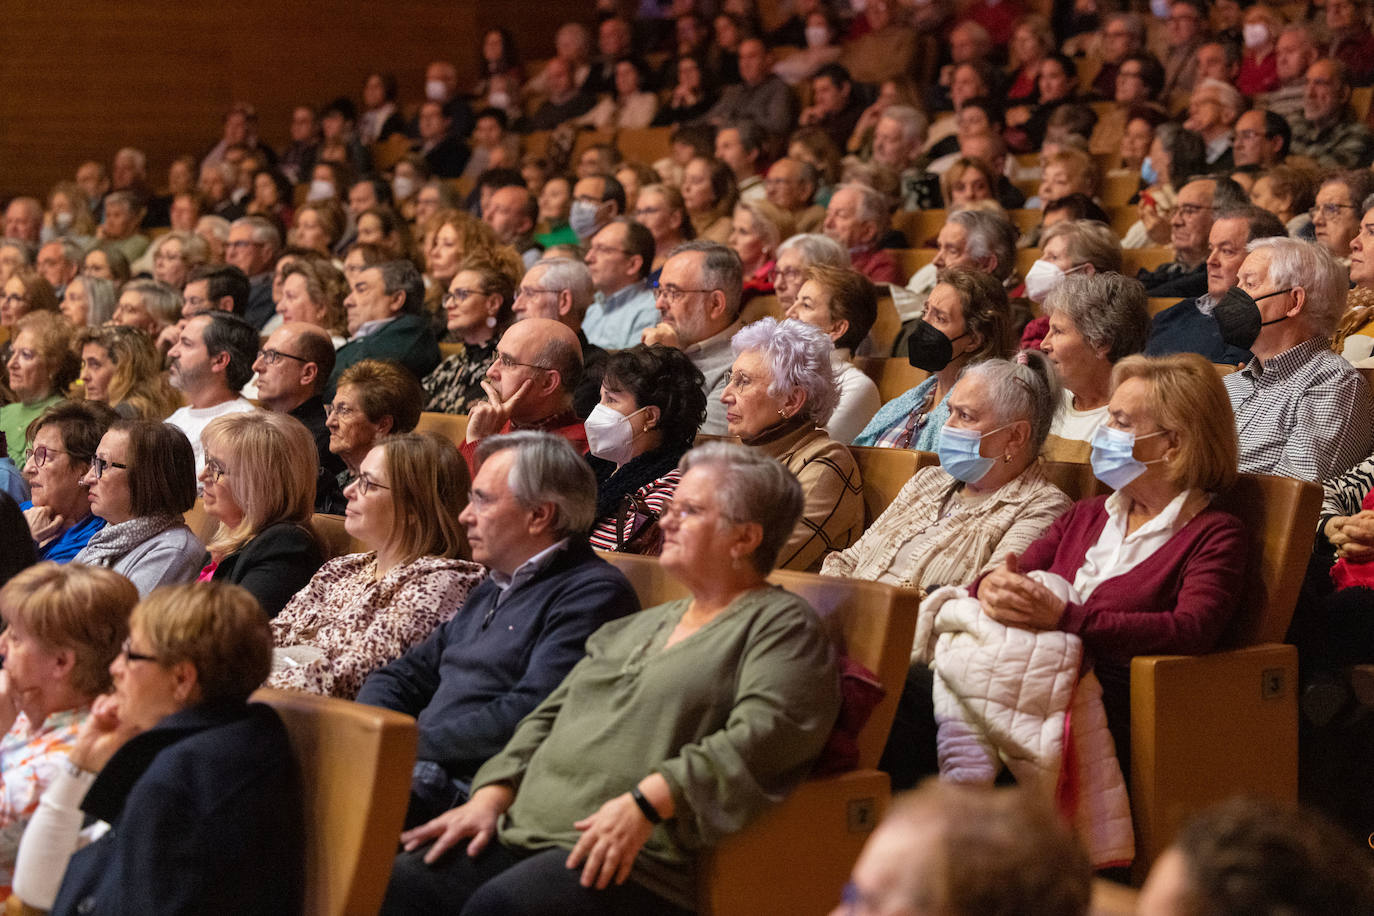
[977,553,1066,631]
[1327,510,1374,562]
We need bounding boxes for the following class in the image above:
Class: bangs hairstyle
[27,400,120,469]
[679,442,803,575]
[600,344,708,449]
[14,310,80,394]
[1110,353,1238,492]
[0,562,137,697]
[730,317,841,426]
[114,420,197,517]
[379,432,471,563]
[803,263,877,352]
[335,359,424,432]
[202,411,318,560]
[132,582,273,703]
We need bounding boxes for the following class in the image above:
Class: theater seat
[851,445,936,523]
[437,341,463,360]
[600,553,920,916]
[892,209,945,247]
[1122,247,1174,275]
[416,412,468,450]
[740,294,782,325]
[310,513,367,561]
[851,356,927,403]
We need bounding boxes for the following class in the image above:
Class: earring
[777,408,787,418]
[1004,453,1012,463]
[485,315,497,328]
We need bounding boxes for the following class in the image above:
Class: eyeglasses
[651,282,713,305]
[325,403,359,420]
[1175,203,1212,218]
[768,266,804,285]
[495,351,550,372]
[24,445,76,468]
[659,499,712,523]
[352,473,391,497]
[88,455,129,479]
[1,293,28,306]
[515,285,557,298]
[633,206,663,219]
[722,370,757,392]
[120,638,159,665]
[1310,203,1359,220]
[256,348,309,367]
[203,457,229,482]
[588,243,632,258]
[442,288,488,307]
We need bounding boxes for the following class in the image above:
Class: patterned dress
[423,340,498,415]
[0,707,85,895]
[268,554,486,700]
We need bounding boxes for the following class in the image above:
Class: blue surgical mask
[1089,425,1168,490]
[1140,156,1158,186]
[938,424,1007,483]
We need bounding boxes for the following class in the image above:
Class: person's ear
[1287,287,1306,317]
[828,318,850,345]
[556,290,575,318]
[170,660,200,705]
[526,499,556,536]
[639,405,661,432]
[376,415,395,436]
[781,386,807,418]
[730,520,764,565]
[299,361,319,387]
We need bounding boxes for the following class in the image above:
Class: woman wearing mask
[771,10,843,86]
[586,345,707,554]
[1019,220,1123,350]
[1236,6,1282,96]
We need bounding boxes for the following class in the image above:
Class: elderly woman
[824,351,1071,590]
[1335,195,1374,363]
[681,156,737,244]
[199,411,324,617]
[422,253,520,416]
[724,318,864,571]
[328,359,424,492]
[730,199,789,300]
[59,276,117,329]
[634,184,694,283]
[1312,170,1374,263]
[586,345,707,554]
[15,582,305,913]
[381,443,839,916]
[17,402,117,562]
[0,563,136,897]
[290,199,346,258]
[856,267,1014,451]
[4,312,80,465]
[111,279,180,339]
[1019,220,1124,349]
[275,259,349,346]
[784,264,881,443]
[72,421,202,596]
[772,233,849,312]
[80,246,131,288]
[76,326,179,420]
[1041,272,1150,460]
[140,231,209,291]
[270,433,485,699]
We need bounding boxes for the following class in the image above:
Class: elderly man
[95,191,149,262]
[568,173,624,243]
[871,106,940,213]
[483,185,542,268]
[331,260,440,394]
[833,782,1091,916]
[895,208,1018,345]
[641,241,744,436]
[3,197,42,246]
[715,123,767,203]
[512,258,606,417]
[1223,237,1374,482]
[1290,59,1374,169]
[1183,79,1244,171]
[1267,23,1321,124]
[582,219,658,350]
[701,38,798,137]
[35,239,80,298]
[1139,178,1249,297]
[1091,13,1147,98]
[225,215,281,330]
[166,312,260,474]
[358,431,639,825]
[1148,206,1288,364]
[824,184,903,286]
[1232,109,1291,170]
[1160,0,1209,96]
[765,158,825,234]
[253,322,348,512]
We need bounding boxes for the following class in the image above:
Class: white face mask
[1023,259,1087,303]
[306,180,336,202]
[391,175,416,201]
[1242,23,1269,48]
[54,211,74,230]
[805,25,830,48]
[489,91,512,110]
[425,79,448,102]
[1150,0,1171,18]
[585,404,649,465]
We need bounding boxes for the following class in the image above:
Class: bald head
[491,317,583,419]
[4,197,42,244]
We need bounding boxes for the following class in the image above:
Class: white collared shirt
[350,316,398,341]
[488,538,569,608]
[1071,489,1201,601]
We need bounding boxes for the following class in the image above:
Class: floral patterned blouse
[423,340,498,415]
[268,553,486,699]
[0,707,86,895]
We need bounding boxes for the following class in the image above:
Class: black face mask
[907,320,968,372]
[1212,286,1293,351]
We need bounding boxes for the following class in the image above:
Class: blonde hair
[379,433,470,564]
[75,325,180,419]
[133,582,272,703]
[0,562,137,697]
[1110,353,1238,492]
[202,411,318,560]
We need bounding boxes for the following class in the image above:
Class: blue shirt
[20,501,105,563]
[582,282,659,350]
[853,376,951,451]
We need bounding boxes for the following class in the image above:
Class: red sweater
[459,410,589,474]
[973,495,1247,665]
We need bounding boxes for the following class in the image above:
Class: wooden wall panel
[0,1,584,200]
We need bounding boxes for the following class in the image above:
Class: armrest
[698,770,889,916]
[5,895,46,916]
[1129,644,1297,879]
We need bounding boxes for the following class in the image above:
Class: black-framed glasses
[495,351,550,372]
[256,348,309,367]
[24,445,76,468]
[352,473,391,497]
[88,456,129,479]
[120,638,159,664]
[651,282,713,304]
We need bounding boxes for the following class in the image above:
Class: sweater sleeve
[12,767,96,909]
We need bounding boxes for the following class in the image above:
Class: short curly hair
[730,317,840,426]
[600,344,708,449]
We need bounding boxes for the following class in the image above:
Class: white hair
[1246,236,1348,336]
[730,317,841,425]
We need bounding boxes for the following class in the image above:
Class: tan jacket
[755,425,865,572]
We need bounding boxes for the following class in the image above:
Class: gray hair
[777,233,850,268]
[103,190,144,218]
[679,442,804,575]
[149,230,210,268]
[881,105,929,147]
[669,240,744,321]
[1043,272,1150,362]
[75,276,118,325]
[834,183,890,229]
[1039,220,1123,273]
[49,237,86,267]
[730,317,841,426]
[123,279,183,327]
[196,215,231,244]
[531,257,595,316]
[475,431,597,537]
[960,351,1063,455]
[114,147,147,175]
[733,200,784,252]
[231,215,282,251]
[948,209,1018,281]
[1194,78,1245,119]
[0,239,32,265]
[1245,236,1347,336]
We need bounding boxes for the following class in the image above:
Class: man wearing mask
[567,174,624,243]
[412,61,473,142]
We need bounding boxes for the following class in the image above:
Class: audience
[509,256,605,418]
[332,259,440,394]
[20,402,118,562]
[165,311,259,475]
[422,254,518,416]
[328,359,423,493]
[4,312,79,465]
[582,219,659,349]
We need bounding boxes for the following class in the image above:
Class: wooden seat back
[310,513,367,561]
[850,446,936,523]
[1122,247,1174,275]
[892,209,945,247]
[416,412,468,450]
[852,356,927,403]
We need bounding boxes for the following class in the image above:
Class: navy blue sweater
[1145,296,1254,366]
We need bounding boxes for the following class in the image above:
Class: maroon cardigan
[972,495,1248,666]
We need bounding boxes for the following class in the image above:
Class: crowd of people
[2,0,1374,909]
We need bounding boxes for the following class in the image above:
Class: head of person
[1036,148,1099,211]
[1234,236,1347,358]
[1194,42,1240,86]
[724,317,840,440]
[276,259,348,337]
[1027,220,1123,304]
[811,64,854,117]
[344,260,423,336]
[22,400,119,520]
[824,183,888,253]
[1249,165,1316,226]
[290,200,345,256]
[462,432,597,574]
[588,344,708,465]
[872,106,928,172]
[169,311,257,398]
[933,210,1018,281]
[252,323,336,413]
[670,442,803,578]
[149,232,210,291]
[186,263,250,318]
[1035,53,1078,104]
[328,359,423,471]
[765,158,819,214]
[831,780,1091,916]
[2,266,59,329]
[99,191,145,241]
[1166,0,1206,44]
[681,156,738,218]
[633,184,694,252]
[1138,798,1374,916]
[194,215,231,263]
[1171,178,1224,265]
[112,279,181,336]
[587,218,655,296]
[113,582,274,730]
[1115,53,1165,106]
[84,420,197,526]
[486,317,582,421]
[76,324,163,408]
[4,197,43,245]
[443,252,520,343]
[60,275,117,328]
[736,37,770,84]
[345,432,469,562]
[483,185,537,248]
[941,157,999,210]
[569,174,626,241]
[513,257,593,329]
[909,267,1013,375]
[1350,195,1374,287]
[8,310,78,405]
[715,123,765,182]
[1276,23,1318,84]
[1203,206,1287,301]
[656,241,744,347]
[0,563,137,714]
[729,200,787,275]
[1312,170,1374,258]
[785,263,878,356]
[80,245,131,287]
[1041,272,1149,399]
[949,21,993,65]
[36,239,80,292]
[200,410,317,550]
[939,350,1062,490]
[1231,109,1291,170]
[427,210,503,285]
[772,234,849,311]
[1304,58,1351,125]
